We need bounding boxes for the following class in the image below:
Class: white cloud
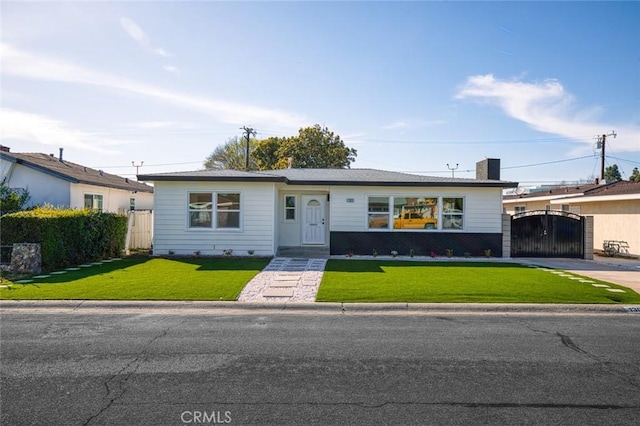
[120,17,171,57]
[0,109,129,155]
[380,118,445,130]
[126,121,198,130]
[162,65,179,73]
[381,121,409,130]
[455,74,640,152]
[0,43,308,130]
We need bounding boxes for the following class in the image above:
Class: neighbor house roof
[550,180,640,204]
[1,151,153,193]
[503,183,600,204]
[137,168,518,188]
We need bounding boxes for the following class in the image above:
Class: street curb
[1,300,636,314]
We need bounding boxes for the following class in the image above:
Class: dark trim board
[330,232,503,257]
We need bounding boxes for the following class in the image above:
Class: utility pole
[446,163,459,178]
[132,161,144,176]
[240,126,257,171]
[597,131,616,181]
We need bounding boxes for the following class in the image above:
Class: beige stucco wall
[571,200,640,256]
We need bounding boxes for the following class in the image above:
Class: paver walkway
[237,257,327,303]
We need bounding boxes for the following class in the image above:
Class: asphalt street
[2,310,639,425]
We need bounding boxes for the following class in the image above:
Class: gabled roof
[1,151,153,193]
[137,168,518,188]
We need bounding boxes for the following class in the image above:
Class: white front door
[302,195,326,245]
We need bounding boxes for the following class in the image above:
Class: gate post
[584,216,594,260]
[502,213,511,258]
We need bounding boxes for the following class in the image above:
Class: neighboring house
[138,158,517,257]
[503,183,600,215]
[0,146,153,213]
[504,181,640,257]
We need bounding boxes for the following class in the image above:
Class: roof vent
[59,147,64,162]
[0,145,9,152]
[125,178,129,183]
[99,170,104,176]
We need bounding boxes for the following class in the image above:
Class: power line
[501,155,595,170]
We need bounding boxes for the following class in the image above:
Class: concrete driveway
[517,255,640,294]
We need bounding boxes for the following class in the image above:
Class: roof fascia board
[550,194,640,204]
[503,192,587,204]
[140,175,516,188]
[287,180,516,188]
[138,175,285,183]
[11,158,79,184]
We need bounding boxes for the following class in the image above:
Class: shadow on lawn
[325,259,531,273]
[167,257,271,271]
[7,257,269,286]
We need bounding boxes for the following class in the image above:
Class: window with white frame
[216,192,240,229]
[189,192,213,228]
[514,206,526,214]
[84,194,103,212]
[189,192,241,229]
[442,198,464,230]
[129,198,136,211]
[392,196,438,229]
[284,195,296,221]
[368,196,390,229]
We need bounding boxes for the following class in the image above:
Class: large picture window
[368,196,390,229]
[393,196,438,229]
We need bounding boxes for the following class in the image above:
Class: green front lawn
[316,260,640,304]
[0,257,270,301]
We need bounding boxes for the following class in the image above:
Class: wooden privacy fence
[125,210,153,251]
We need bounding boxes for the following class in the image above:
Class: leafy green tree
[253,124,357,170]
[204,136,259,170]
[604,164,622,182]
[252,136,288,170]
[629,167,640,183]
[0,183,30,215]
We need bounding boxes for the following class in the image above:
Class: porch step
[276,246,330,259]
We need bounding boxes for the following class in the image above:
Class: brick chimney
[476,158,500,180]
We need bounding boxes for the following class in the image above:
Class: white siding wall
[329,186,503,233]
[152,181,276,256]
[70,183,153,213]
[3,162,70,208]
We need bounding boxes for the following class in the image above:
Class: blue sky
[2,1,639,185]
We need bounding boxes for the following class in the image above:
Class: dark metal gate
[511,210,584,258]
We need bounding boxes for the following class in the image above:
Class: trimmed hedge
[1,207,128,270]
